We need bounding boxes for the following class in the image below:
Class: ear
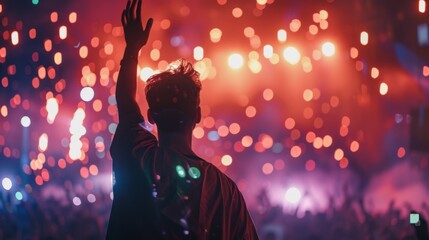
[195,106,201,123]
[147,109,155,124]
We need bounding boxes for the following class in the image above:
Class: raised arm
[116,0,153,122]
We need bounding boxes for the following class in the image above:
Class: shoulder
[199,161,240,194]
[111,122,157,153]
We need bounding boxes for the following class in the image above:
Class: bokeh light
[283,47,301,64]
[21,116,31,127]
[2,177,12,190]
[321,42,335,57]
[1,1,428,238]
[228,53,244,69]
[80,87,95,102]
[285,187,301,204]
[221,154,233,166]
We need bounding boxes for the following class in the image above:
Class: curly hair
[145,59,202,117]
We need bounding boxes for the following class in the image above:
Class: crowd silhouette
[1,186,428,239]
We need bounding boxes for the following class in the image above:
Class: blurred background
[1,0,429,239]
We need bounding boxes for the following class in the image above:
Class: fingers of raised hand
[136,0,142,21]
[145,18,153,33]
[130,0,138,19]
[121,10,127,26]
[125,0,132,20]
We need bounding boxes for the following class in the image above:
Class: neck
[157,130,194,155]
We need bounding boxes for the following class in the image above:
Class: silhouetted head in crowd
[145,59,202,134]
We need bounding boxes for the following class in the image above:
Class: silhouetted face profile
[145,60,202,132]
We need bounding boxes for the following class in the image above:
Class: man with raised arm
[106,0,259,239]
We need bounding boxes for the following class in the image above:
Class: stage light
[140,67,154,82]
[229,123,240,134]
[245,105,257,118]
[0,105,7,117]
[290,145,302,158]
[371,67,379,79]
[334,148,344,161]
[262,163,274,175]
[15,191,23,201]
[263,45,273,58]
[54,52,62,65]
[80,87,94,102]
[208,130,220,141]
[342,116,350,126]
[379,82,388,95]
[46,98,59,124]
[221,155,233,166]
[313,137,323,149]
[323,135,333,147]
[193,46,204,61]
[87,194,96,203]
[150,49,160,61]
[69,12,77,23]
[72,197,81,206]
[38,133,48,152]
[232,7,243,18]
[79,46,88,58]
[160,19,171,30]
[21,116,31,127]
[350,47,359,59]
[2,177,12,190]
[309,25,318,35]
[285,187,301,204]
[350,141,360,153]
[244,27,255,38]
[277,29,287,42]
[360,31,369,45]
[321,42,335,57]
[283,47,301,65]
[305,160,316,171]
[263,88,274,101]
[419,0,426,13]
[303,89,314,101]
[11,31,19,45]
[59,25,67,40]
[241,135,253,147]
[248,59,262,73]
[210,28,222,43]
[289,19,301,32]
[320,10,328,20]
[228,53,244,69]
[424,66,429,76]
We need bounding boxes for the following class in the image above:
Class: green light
[176,165,186,178]
[188,167,201,179]
[32,0,39,5]
[410,213,420,224]
[15,192,23,201]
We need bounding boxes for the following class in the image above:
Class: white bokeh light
[228,53,244,69]
[80,87,95,102]
[321,42,335,57]
[283,47,301,65]
[140,67,154,82]
[285,187,301,204]
[2,177,12,191]
[87,193,96,203]
[72,196,82,206]
[21,116,31,127]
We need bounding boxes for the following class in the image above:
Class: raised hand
[121,0,153,52]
